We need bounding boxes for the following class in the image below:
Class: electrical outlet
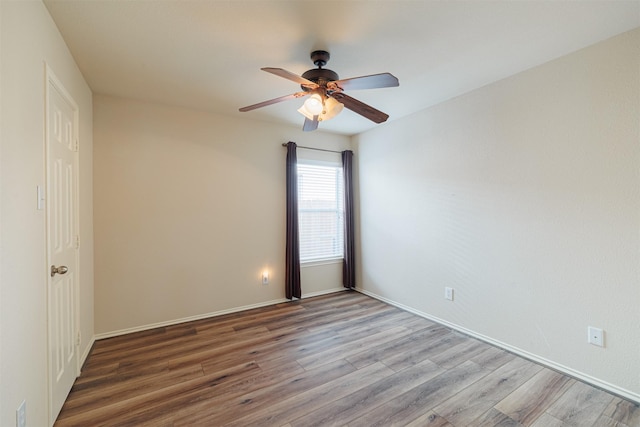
[16,400,26,427]
[262,271,269,285]
[588,326,604,347]
[444,287,454,301]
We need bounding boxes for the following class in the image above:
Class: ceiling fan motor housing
[301,68,339,89]
[301,50,339,91]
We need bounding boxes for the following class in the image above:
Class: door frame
[44,63,81,425]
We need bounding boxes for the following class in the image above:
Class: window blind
[297,162,344,262]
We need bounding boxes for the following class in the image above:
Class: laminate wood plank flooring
[55,291,640,427]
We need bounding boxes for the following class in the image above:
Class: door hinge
[75,235,80,249]
[76,331,81,346]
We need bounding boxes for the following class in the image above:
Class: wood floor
[55,291,639,427]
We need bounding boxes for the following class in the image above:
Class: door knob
[51,265,69,277]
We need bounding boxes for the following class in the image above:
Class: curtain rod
[281,143,344,154]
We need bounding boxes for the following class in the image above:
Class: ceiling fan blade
[330,93,389,123]
[303,115,319,132]
[330,73,399,91]
[239,92,308,112]
[261,68,318,89]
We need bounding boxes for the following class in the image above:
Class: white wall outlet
[444,287,454,301]
[16,400,26,427]
[261,271,269,285]
[587,326,604,347]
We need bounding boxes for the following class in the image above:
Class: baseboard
[355,287,640,405]
[301,287,348,298]
[80,336,95,364]
[94,297,290,340]
[78,336,95,373]
[94,287,347,341]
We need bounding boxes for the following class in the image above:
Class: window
[297,161,344,262]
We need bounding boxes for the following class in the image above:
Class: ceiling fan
[239,50,399,131]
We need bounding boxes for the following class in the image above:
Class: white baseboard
[77,335,95,375]
[95,297,289,340]
[356,287,640,405]
[301,287,348,299]
[94,288,347,341]
[80,336,95,364]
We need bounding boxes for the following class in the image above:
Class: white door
[46,69,79,424]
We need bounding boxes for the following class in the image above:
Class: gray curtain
[285,142,301,299]
[342,150,355,289]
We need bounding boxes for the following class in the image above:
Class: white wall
[0,1,94,426]
[354,28,640,401]
[93,95,351,336]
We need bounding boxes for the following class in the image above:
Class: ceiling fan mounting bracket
[310,50,330,68]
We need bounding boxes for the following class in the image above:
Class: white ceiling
[44,0,640,136]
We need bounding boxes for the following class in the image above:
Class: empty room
[1,1,639,426]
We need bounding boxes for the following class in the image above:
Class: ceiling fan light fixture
[302,93,323,116]
[322,97,344,120]
[298,96,344,122]
[297,105,316,120]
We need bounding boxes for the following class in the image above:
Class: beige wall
[93,95,351,336]
[2,3,636,423]
[354,28,640,401]
[0,1,94,426]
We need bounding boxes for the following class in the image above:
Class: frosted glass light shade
[298,96,344,122]
[303,94,323,115]
[322,97,344,120]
